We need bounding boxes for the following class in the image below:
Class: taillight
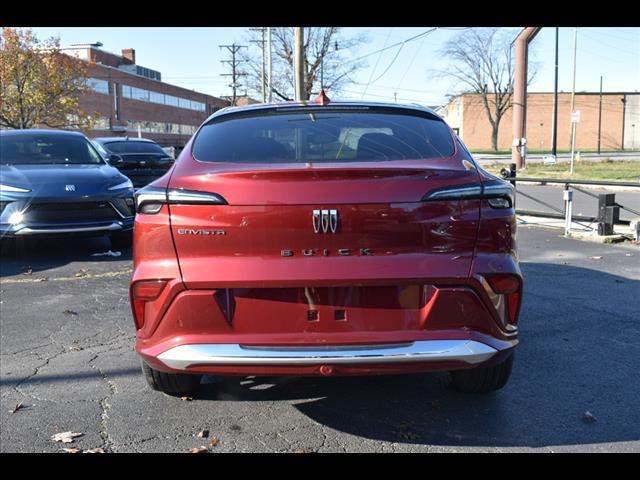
[422,179,514,208]
[130,280,167,329]
[482,274,523,327]
[134,186,228,214]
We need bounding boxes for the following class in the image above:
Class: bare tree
[241,27,368,101]
[431,28,536,151]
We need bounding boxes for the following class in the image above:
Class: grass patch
[471,149,630,155]
[482,160,640,182]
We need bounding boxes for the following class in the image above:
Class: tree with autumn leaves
[0,27,95,131]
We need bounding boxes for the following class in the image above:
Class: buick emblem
[313,209,338,233]
[65,184,76,192]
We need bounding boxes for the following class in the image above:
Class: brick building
[439,92,640,152]
[61,44,230,149]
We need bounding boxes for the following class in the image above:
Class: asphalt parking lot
[1,226,639,453]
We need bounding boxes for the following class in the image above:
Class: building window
[121,83,208,112]
[87,78,109,95]
[149,91,165,105]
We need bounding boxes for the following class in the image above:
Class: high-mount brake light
[134,186,228,214]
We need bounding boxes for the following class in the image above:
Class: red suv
[131,99,522,396]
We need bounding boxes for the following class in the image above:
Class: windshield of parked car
[0,133,104,165]
[102,141,167,155]
[192,109,455,163]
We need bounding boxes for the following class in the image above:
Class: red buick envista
[131,96,522,396]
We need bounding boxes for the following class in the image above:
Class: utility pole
[219,43,247,106]
[267,27,272,102]
[249,28,267,102]
[569,27,578,174]
[597,76,603,154]
[294,27,305,101]
[551,27,559,158]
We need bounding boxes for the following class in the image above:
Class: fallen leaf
[292,448,312,454]
[63,310,78,316]
[582,411,597,423]
[75,269,89,277]
[229,424,241,431]
[209,436,219,447]
[90,250,121,257]
[85,448,105,453]
[180,396,193,402]
[62,447,82,454]
[189,446,208,454]
[9,401,23,414]
[51,431,84,443]
[197,429,209,438]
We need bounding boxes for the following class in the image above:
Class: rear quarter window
[192,109,455,163]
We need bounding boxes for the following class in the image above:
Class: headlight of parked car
[0,184,31,193]
[108,179,134,191]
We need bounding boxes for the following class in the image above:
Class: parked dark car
[93,137,174,189]
[0,129,134,248]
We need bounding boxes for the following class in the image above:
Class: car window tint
[0,134,104,165]
[102,141,166,155]
[193,111,455,163]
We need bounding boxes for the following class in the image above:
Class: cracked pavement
[1,228,639,453]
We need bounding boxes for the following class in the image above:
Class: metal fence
[499,164,640,239]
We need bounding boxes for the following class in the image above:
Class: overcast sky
[29,27,640,106]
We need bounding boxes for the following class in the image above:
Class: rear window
[102,141,166,155]
[0,133,103,165]
[192,110,455,163]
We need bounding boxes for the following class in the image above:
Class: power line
[350,27,439,65]
[360,27,439,98]
[360,28,394,99]
[395,34,429,92]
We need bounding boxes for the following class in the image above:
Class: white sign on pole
[571,110,581,123]
[543,155,557,165]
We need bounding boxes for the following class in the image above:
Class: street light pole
[294,27,305,101]
[569,27,578,175]
[597,75,603,154]
[267,27,272,102]
[551,27,559,158]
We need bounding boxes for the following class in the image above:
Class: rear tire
[109,230,133,250]
[141,360,202,396]
[450,352,514,393]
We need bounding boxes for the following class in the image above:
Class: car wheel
[141,360,202,396]
[450,352,514,393]
[109,230,133,250]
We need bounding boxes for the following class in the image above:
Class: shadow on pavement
[193,262,640,448]
[0,236,132,277]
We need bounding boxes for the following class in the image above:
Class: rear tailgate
[168,162,481,288]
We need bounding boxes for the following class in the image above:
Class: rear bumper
[156,340,497,369]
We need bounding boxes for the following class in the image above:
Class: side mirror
[108,154,124,166]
